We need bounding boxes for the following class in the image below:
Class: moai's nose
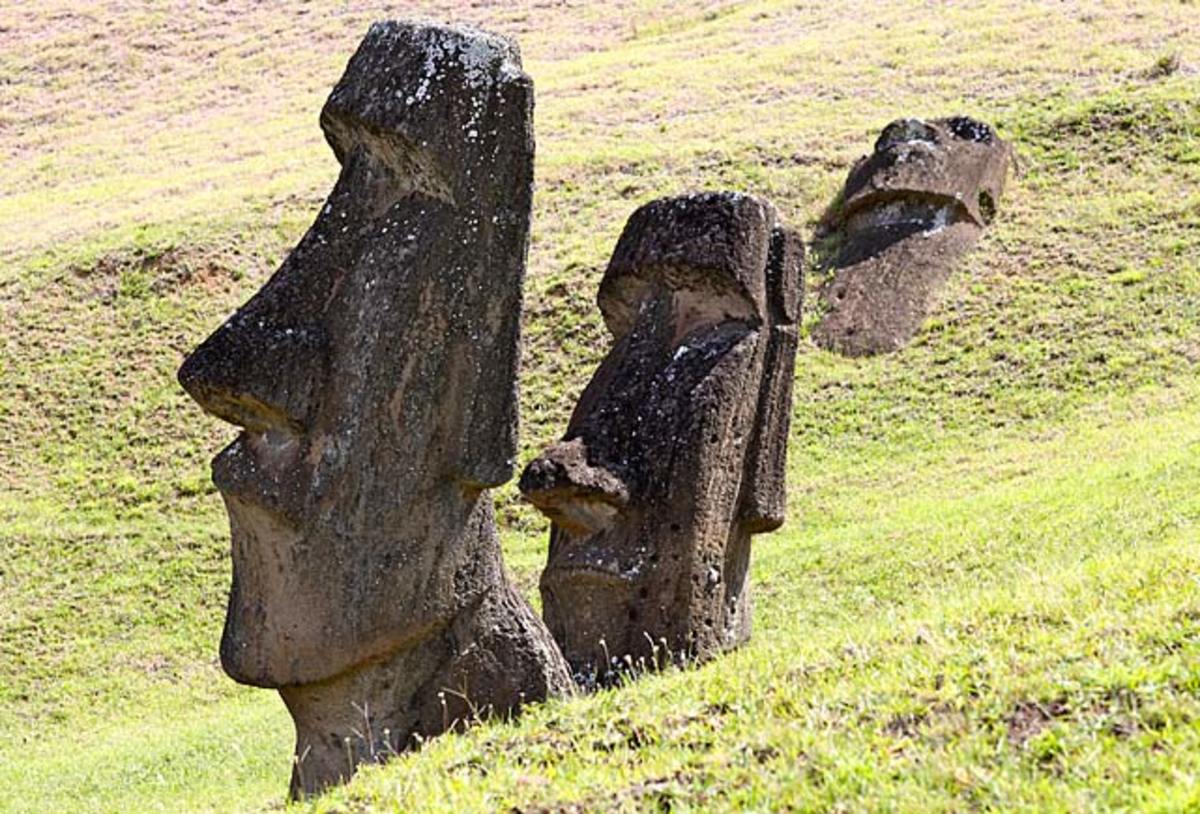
[519,438,630,535]
[177,292,329,435]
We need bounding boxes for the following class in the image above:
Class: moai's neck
[280,623,450,799]
[280,575,570,799]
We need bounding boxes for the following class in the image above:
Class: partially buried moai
[813,116,1010,356]
[519,192,803,685]
[177,22,570,798]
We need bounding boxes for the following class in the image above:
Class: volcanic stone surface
[177,20,571,799]
[519,192,803,685]
[813,116,1011,356]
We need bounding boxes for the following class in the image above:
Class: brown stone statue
[519,192,803,686]
[177,21,570,798]
[813,116,1010,356]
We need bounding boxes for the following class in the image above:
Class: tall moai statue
[177,22,571,798]
[519,192,803,685]
[813,116,1010,356]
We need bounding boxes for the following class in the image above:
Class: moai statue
[519,192,803,685]
[177,22,571,798]
[813,116,1010,356]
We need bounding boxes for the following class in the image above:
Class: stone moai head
[519,192,803,684]
[178,21,569,798]
[813,116,1010,356]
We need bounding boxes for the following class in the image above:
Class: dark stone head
[178,22,533,688]
[812,115,1011,358]
[841,115,1010,230]
[520,192,803,681]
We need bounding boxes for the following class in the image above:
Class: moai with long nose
[519,192,803,685]
[813,116,1010,356]
[177,22,571,798]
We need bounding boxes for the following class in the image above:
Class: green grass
[0,690,292,814]
[1,0,1198,811]
[313,387,1200,812]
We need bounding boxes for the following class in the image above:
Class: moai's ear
[738,225,804,532]
[451,67,534,490]
[446,286,525,491]
[766,225,804,326]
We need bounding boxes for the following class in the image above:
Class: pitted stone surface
[813,116,1010,357]
[177,21,569,799]
[519,192,803,686]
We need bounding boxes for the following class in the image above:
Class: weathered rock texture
[177,21,570,799]
[813,116,1010,356]
[519,192,803,685]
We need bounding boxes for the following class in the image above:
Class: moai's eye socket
[946,116,995,144]
[322,117,454,212]
[667,279,758,346]
[874,118,939,152]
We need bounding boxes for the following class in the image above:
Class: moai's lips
[209,430,308,530]
[526,494,626,537]
[545,561,641,587]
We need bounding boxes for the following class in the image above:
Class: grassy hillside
[1,1,1197,811]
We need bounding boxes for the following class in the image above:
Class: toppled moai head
[177,21,569,797]
[519,192,803,684]
[813,116,1010,356]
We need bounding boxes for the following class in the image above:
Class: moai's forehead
[838,116,1010,228]
[320,21,530,205]
[597,192,776,339]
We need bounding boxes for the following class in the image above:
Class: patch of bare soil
[71,246,253,302]
[1006,697,1070,747]
[509,769,710,814]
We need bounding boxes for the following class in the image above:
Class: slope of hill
[0,1,1197,811]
